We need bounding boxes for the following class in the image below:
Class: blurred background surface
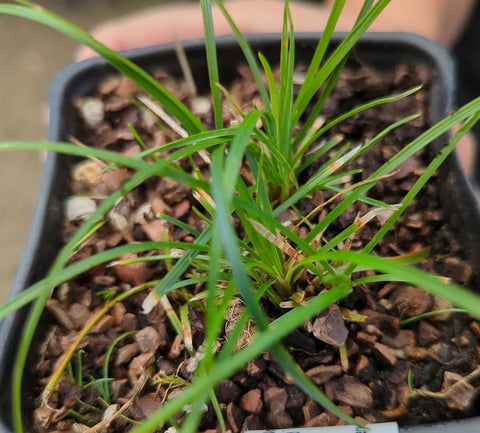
[0,0,168,301]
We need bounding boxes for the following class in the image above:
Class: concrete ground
[0,0,165,301]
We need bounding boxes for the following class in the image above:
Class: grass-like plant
[2,0,480,432]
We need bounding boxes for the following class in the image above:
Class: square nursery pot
[1,33,480,432]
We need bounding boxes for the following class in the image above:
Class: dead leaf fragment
[33,406,54,430]
[128,352,155,384]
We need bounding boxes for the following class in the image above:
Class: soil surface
[31,54,480,432]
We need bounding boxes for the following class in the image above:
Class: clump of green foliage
[1,0,480,432]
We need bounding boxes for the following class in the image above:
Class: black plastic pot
[1,33,479,432]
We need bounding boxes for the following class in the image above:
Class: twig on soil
[68,136,109,168]
[415,365,480,405]
[216,82,245,121]
[174,39,197,97]
[41,284,152,405]
[137,94,189,139]
[85,372,149,433]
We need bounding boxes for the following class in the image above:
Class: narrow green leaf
[0,4,203,134]
[344,100,480,275]
[292,0,391,126]
[213,0,270,109]
[303,113,420,243]
[200,0,223,129]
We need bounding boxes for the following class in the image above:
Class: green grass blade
[297,135,342,174]
[0,242,193,321]
[224,111,263,190]
[0,4,203,134]
[310,251,480,318]
[318,85,421,144]
[133,128,235,159]
[258,52,279,128]
[180,396,210,433]
[0,128,232,169]
[158,114,262,332]
[293,57,347,155]
[12,163,168,432]
[278,1,295,158]
[102,330,137,403]
[210,115,357,425]
[233,195,316,256]
[212,0,270,109]
[0,141,148,170]
[200,0,223,129]
[313,98,480,266]
[292,0,347,147]
[345,107,480,274]
[302,113,421,243]
[292,0,391,126]
[294,85,422,169]
[10,133,222,432]
[159,213,201,238]
[300,0,347,85]
[202,197,227,369]
[210,161,268,333]
[292,0,374,149]
[153,228,212,298]
[400,309,468,326]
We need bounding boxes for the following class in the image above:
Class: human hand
[76,0,475,61]
[75,0,337,60]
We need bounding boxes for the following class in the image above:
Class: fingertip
[74,46,99,62]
